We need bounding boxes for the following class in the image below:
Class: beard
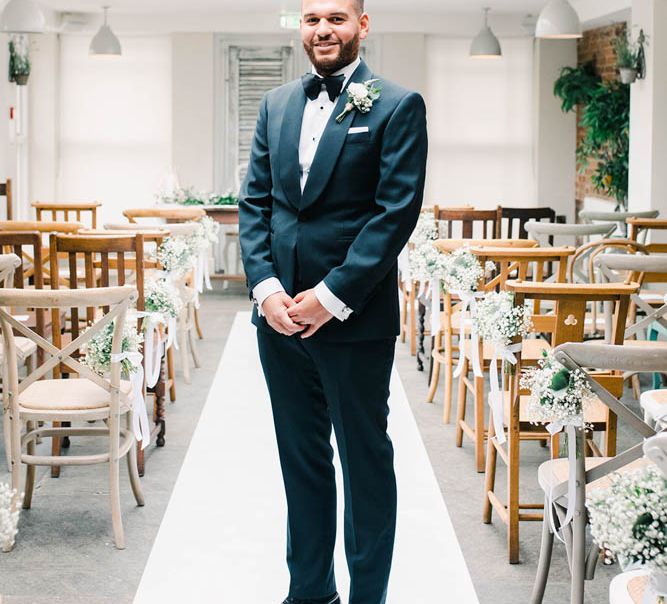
[304,32,361,76]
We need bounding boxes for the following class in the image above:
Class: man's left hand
[287,289,334,339]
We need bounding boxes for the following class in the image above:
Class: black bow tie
[302,72,345,102]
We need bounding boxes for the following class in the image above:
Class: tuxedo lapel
[300,60,373,212]
[279,83,307,210]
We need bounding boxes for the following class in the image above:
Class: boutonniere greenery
[336,79,382,123]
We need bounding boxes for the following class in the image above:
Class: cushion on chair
[19,378,133,411]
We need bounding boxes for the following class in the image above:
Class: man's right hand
[262,292,305,337]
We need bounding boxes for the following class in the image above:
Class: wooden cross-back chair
[32,201,101,229]
[79,227,178,403]
[483,280,638,564]
[0,284,144,550]
[628,217,667,255]
[434,206,502,239]
[123,207,205,224]
[48,233,164,478]
[500,207,558,242]
[426,239,541,421]
[436,245,575,473]
[0,221,83,287]
[0,179,12,220]
[580,209,659,241]
[531,343,665,604]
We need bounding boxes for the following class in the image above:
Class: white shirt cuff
[253,277,285,317]
[314,281,353,322]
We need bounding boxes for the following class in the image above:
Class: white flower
[441,247,486,294]
[588,465,667,573]
[348,82,369,99]
[145,275,184,321]
[157,236,196,275]
[0,482,21,551]
[474,292,532,346]
[83,317,144,377]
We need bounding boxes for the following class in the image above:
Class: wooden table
[202,205,244,283]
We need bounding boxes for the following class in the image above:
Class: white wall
[57,35,172,226]
[424,36,535,209]
[0,37,14,217]
[172,33,214,193]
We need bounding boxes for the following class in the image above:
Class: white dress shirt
[253,57,361,322]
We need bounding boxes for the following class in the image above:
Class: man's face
[301,0,369,75]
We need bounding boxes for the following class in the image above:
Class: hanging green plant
[553,62,601,113]
[8,35,30,86]
[576,82,630,208]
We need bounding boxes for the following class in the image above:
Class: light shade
[89,6,121,56]
[535,0,582,39]
[0,0,45,34]
[470,8,502,58]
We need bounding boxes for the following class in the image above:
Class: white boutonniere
[336,79,382,124]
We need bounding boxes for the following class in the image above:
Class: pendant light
[535,0,582,39]
[470,8,502,59]
[0,0,45,34]
[89,6,121,57]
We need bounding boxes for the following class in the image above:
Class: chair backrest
[102,222,199,238]
[49,234,146,375]
[500,207,557,240]
[433,238,537,254]
[123,207,205,224]
[0,253,21,285]
[0,220,82,234]
[0,286,137,417]
[32,202,101,229]
[525,221,616,248]
[433,206,502,239]
[0,179,12,220]
[627,218,667,253]
[0,232,46,362]
[506,281,638,347]
[568,238,648,285]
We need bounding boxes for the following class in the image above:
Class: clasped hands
[262,289,333,339]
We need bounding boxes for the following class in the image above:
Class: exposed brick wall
[575,23,626,204]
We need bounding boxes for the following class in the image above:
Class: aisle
[134,313,478,604]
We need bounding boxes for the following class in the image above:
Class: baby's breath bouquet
[521,351,595,427]
[157,236,196,275]
[145,276,183,321]
[0,482,21,552]
[441,247,494,295]
[588,465,667,575]
[83,319,143,377]
[409,243,450,283]
[474,292,532,347]
[189,216,220,254]
[409,209,437,247]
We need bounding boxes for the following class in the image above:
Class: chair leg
[5,407,21,552]
[194,307,204,340]
[178,317,191,385]
[631,374,641,401]
[3,407,11,472]
[455,358,469,447]
[508,422,521,564]
[126,416,145,507]
[409,286,417,356]
[22,422,36,510]
[109,415,125,550]
[483,416,497,524]
[443,331,454,424]
[426,331,442,404]
[188,324,201,369]
[474,375,485,473]
[167,346,176,402]
[399,285,407,344]
[570,430,587,604]
[51,421,62,478]
[530,498,555,604]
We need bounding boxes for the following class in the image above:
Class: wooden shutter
[228,46,293,189]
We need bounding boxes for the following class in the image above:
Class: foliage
[553,62,600,113]
[158,186,238,207]
[613,29,642,70]
[8,35,30,82]
[145,276,183,320]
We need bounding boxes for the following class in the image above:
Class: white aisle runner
[134,313,478,604]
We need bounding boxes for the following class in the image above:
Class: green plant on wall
[554,62,631,210]
[8,35,30,85]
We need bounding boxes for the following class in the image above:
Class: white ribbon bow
[110,351,150,450]
[453,290,484,379]
[192,248,213,309]
[545,421,579,541]
[488,342,522,445]
[137,312,164,389]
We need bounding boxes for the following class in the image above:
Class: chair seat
[640,389,667,426]
[504,392,610,427]
[19,378,133,411]
[464,337,550,362]
[0,336,37,361]
[538,456,650,494]
[639,289,667,303]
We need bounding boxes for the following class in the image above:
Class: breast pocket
[346,131,371,145]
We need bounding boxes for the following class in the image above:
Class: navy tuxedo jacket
[239,59,428,342]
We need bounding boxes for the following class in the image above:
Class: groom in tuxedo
[239,1,427,602]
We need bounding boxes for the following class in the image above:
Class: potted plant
[613,30,647,84]
[8,35,30,86]
[553,62,601,113]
